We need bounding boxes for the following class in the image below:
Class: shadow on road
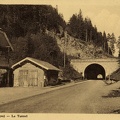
[111,109,120,114]
[102,88,120,114]
[102,89,120,98]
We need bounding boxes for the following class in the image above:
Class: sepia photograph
[0,0,120,119]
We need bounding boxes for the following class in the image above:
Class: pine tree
[77,9,84,40]
[107,33,116,55]
[103,31,108,53]
[117,36,120,57]
[68,14,78,37]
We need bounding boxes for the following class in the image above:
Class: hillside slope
[45,29,113,59]
[109,67,120,81]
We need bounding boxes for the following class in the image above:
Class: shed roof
[0,30,14,51]
[11,57,61,71]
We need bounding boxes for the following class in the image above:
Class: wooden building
[11,57,61,87]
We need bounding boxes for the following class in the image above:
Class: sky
[49,0,120,39]
[1,0,120,56]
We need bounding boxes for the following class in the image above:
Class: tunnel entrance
[84,64,105,80]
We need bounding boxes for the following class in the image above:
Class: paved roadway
[0,80,119,113]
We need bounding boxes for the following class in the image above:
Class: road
[0,80,120,113]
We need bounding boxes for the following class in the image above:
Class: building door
[18,70,38,87]
[18,70,28,86]
[28,70,38,86]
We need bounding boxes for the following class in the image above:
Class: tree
[10,37,28,62]
[77,9,84,40]
[117,36,120,57]
[103,31,108,53]
[107,33,116,55]
[68,14,78,37]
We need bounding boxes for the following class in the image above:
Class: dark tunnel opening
[84,64,106,80]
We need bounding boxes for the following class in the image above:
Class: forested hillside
[0,5,65,64]
[0,5,116,79]
[66,10,117,55]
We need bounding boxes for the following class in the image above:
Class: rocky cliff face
[45,29,112,59]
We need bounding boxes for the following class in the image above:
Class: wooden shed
[11,57,61,87]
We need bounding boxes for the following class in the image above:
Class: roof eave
[0,30,14,51]
[12,57,61,71]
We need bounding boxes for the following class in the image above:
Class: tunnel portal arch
[84,63,106,80]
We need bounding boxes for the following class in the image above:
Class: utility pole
[90,30,92,42]
[107,41,110,54]
[63,31,68,68]
[86,29,87,42]
[104,42,105,51]
[6,46,10,87]
[63,36,66,68]
[61,35,66,68]
[61,32,66,68]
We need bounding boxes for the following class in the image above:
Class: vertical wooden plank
[29,70,38,86]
